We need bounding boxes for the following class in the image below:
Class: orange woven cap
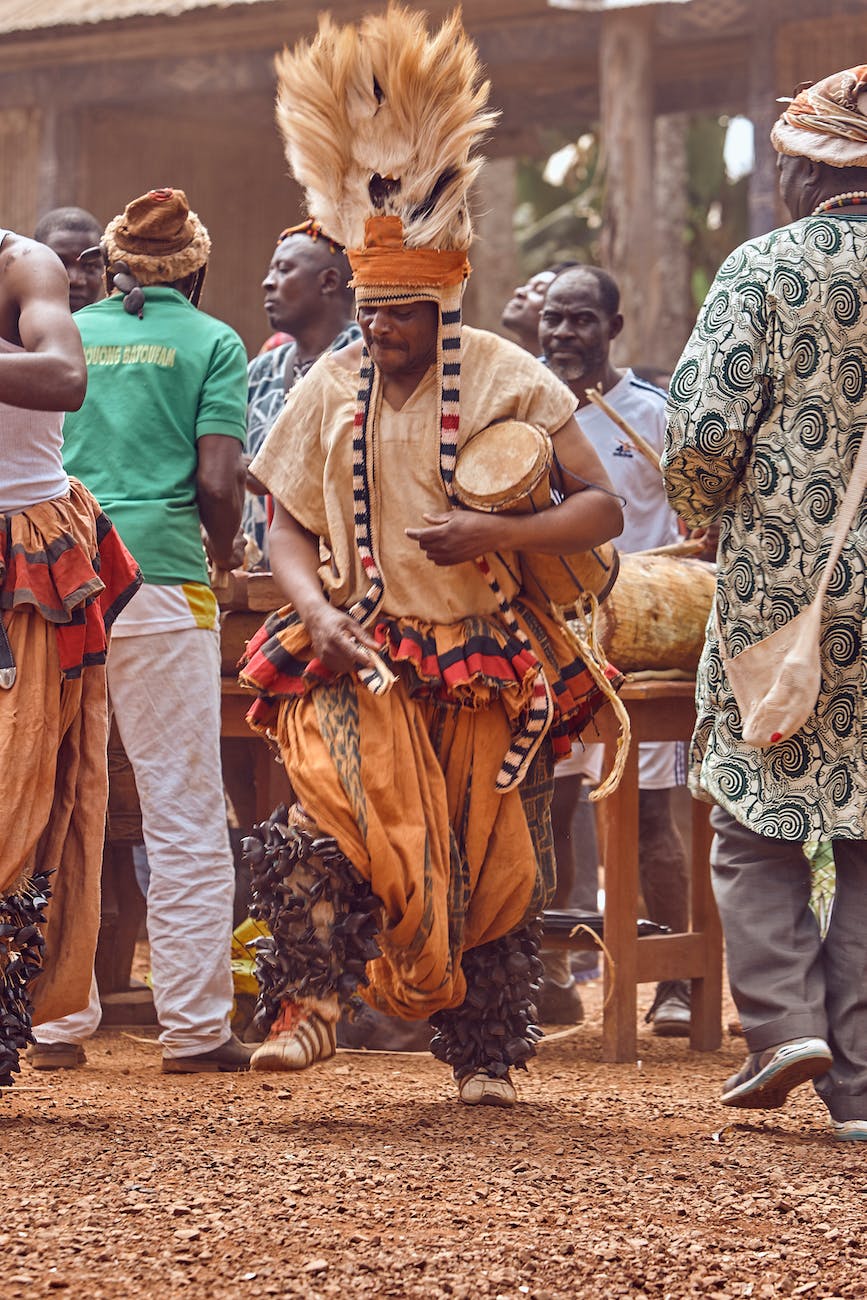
[348,217,470,290]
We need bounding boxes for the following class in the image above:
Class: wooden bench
[544,679,723,1063]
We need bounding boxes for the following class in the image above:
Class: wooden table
[219,569,292,827]
[545,679,723,1063]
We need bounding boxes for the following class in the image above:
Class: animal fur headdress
[274,4,497,295]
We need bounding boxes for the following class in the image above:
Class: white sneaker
[457,1070,517,1108]
[832,1119,867,1142]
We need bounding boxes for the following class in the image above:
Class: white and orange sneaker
[250,1001,337,1072]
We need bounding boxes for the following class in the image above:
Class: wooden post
[0,107,41,235]
[747,3,781,238]
[36,99,82,219]
[599,7,658,366]
[653,112,691,374]
[464,156,520,333]
[599,724,640,1063]
[688,801,723,1052]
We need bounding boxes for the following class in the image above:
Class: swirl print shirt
[663,215,867,840]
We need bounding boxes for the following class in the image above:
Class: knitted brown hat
[102,188,211,285]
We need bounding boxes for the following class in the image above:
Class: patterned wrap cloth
[0,479,141,1022]
[772,65,867,168]
[664,216,867,840]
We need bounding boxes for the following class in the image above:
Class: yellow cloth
[250,326,577,623]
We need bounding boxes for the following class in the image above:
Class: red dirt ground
[2,979,864,1299]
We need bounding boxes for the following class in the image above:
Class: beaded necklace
[811,190,867,216]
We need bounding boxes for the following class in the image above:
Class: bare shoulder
[1,232,68,301]
[331,337,364,372]
[1,231,61,275]
[0,232,77,350]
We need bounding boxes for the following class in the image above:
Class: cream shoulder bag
[716,434,867,748]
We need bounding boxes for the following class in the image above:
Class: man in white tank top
[0,228,141,1088]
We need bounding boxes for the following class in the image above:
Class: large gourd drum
[593,551,716,673]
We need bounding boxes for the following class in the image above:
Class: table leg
[688,799,723,1051]
[600,733,640,1062]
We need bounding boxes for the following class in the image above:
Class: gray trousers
[710,805,867,1122]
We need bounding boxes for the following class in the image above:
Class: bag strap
[715,429,867,657]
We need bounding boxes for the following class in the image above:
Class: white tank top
[0,229,70,513]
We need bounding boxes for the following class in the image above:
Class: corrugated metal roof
[549,0,691,9]
[0,0,267,37]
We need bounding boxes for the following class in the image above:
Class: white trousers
[37,627,235,1057]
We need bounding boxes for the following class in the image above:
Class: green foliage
[685,115,749,304]
[514,129,603,275]
[514,114,749,312]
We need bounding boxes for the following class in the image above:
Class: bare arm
[0,237,86,411]
[406,416,624,566]
[196,434,245,570]
[270,501,377,674]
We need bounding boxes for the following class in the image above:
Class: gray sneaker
[832,1119,867,1142]
[721,1037,833,1109]
[26,1041,86,1070]
[162,1033,253,1074]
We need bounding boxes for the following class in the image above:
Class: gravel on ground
[2,979,864,1299]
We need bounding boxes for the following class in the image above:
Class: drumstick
[584,387,662,472]
[636,539,705,559]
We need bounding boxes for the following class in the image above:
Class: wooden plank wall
[76,95,305,355]
[777,15,866,96]
[0,107,42,236]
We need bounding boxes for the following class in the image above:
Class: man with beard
[243,221,360,566]
[539,264,692,1037]
[238,5,625,1107]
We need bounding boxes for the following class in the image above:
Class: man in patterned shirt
[664,66,867,1141]
[243,221,360,566]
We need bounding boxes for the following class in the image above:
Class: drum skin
[454,420,552,514]
[454,421,619,606]
[594,553,716,673]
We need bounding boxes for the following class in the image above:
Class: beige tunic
[250,326,577,625]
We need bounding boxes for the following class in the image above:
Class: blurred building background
[1,0,865,366]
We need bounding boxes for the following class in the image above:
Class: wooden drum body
[453,420,619,608]
[594,552,716,673]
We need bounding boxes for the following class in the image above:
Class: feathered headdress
[274,4,498,287]
[273,5,499,628]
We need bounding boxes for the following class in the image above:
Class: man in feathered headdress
[241,6,623,1107]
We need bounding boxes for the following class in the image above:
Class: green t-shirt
[63,287,247,585]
